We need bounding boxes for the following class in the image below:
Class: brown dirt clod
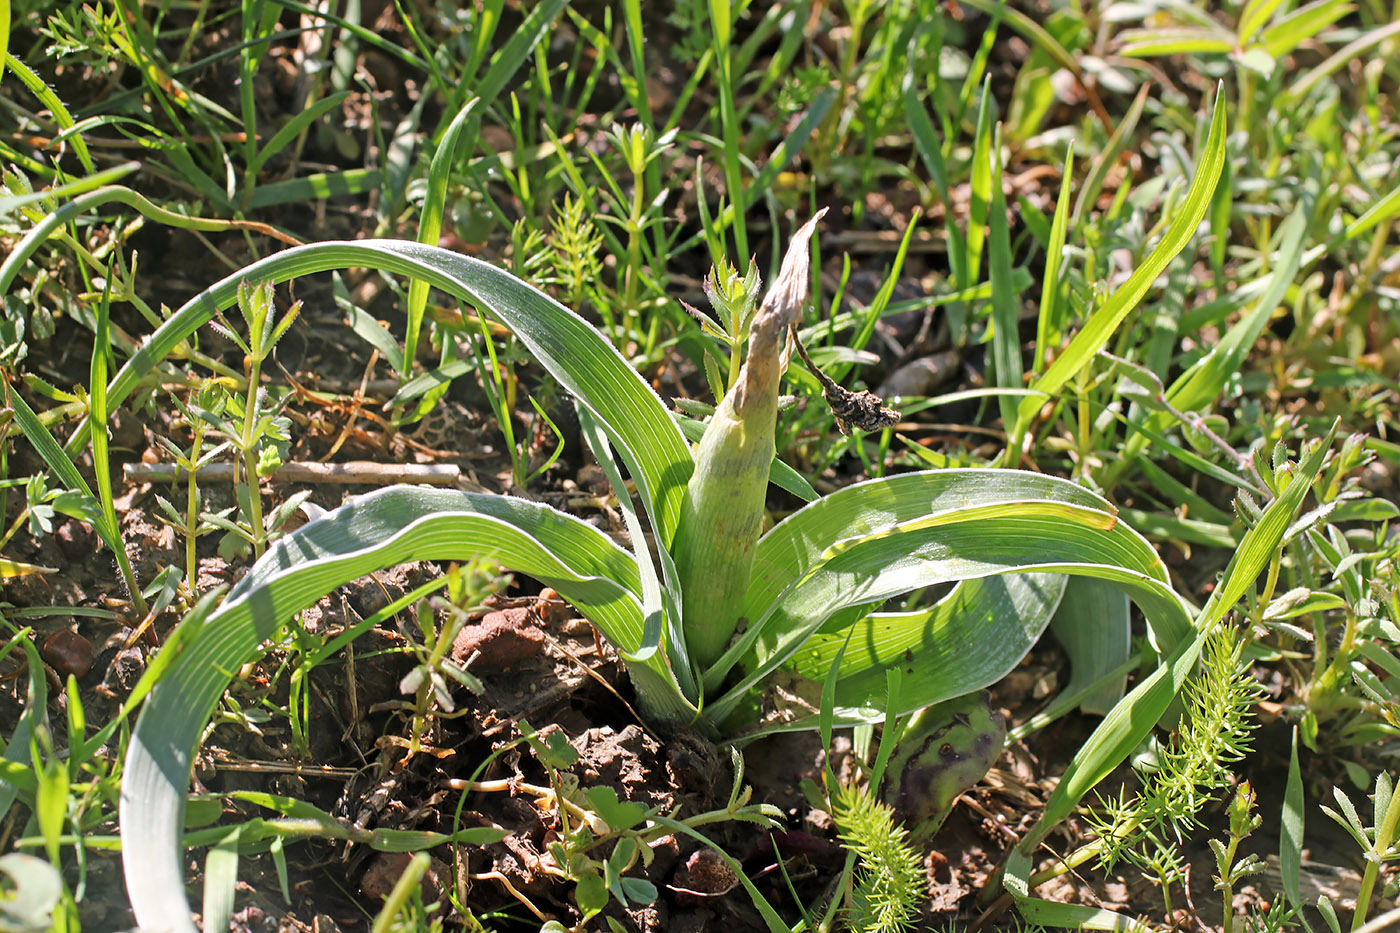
[451,606,546,668]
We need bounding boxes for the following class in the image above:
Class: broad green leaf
[1048,576,1130,715]
[68,240,693,549]
[0,558,59,577]
[1119,508,1236,548]
[120,487,691,932]
[761,573,1066,733]
[335,271,406,374]
[743,469,1150,625]
[713,500,1191,725]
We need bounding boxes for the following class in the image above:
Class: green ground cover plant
[2,0,1400,930]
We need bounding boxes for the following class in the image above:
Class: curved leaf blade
[120,486,687,932]
[712,501,1193,724]
[742,469,1135,632]
[72,240,693,547]
[759,573,1066,734]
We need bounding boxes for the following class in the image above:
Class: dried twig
[124,460,462,486]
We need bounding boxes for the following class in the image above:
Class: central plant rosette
[115,225,1196,931]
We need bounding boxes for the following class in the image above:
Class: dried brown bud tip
[791,330,901,435]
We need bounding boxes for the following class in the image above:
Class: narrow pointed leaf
[1014,88,1227,440]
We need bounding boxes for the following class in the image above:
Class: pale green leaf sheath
[673,210,827,669]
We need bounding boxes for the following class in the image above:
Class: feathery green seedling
[1040,624,1263,906]
[832,783,924,933]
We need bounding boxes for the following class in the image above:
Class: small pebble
[42,629,93,679]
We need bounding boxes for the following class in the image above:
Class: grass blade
[0,632,47,815]
[1287,18,1400,99]
[404,98,481,378]
[250,91,351,173]
[1011,86,1227,449]
[4,385,143,612]
[2,54,95,173]
[0,162,139,215]
[965,79,995,288]
[1281,726,1305,910]
[0,185,300,299]
[89,267,146,615]
[1033,145,1074,373]
[0,0,8,86]
[465,0,564,111]
[987,124,1022,429]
